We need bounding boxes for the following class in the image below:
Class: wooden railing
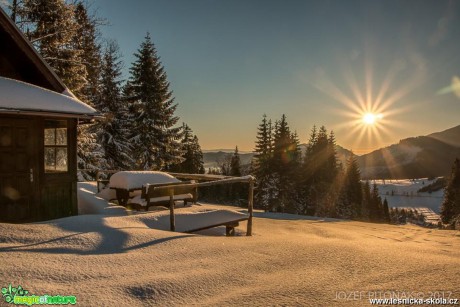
[85,170,255,236]
[151,174,255,236]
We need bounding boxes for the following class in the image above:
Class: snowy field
[373,178,444,213]
[0,183,458,306]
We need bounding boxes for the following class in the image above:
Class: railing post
[96,170,101,192]
[169,189,176,232]
[246,176,254,236]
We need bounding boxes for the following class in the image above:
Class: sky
[9,0,460,153]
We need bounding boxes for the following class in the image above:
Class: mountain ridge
[203,124,460,178]
[357,124,460,179]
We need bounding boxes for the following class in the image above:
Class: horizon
[201,122,459,155]
[3,0,459,153]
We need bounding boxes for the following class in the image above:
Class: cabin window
[44,120,68,173]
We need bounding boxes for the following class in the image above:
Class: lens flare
[311,50,423,155]
[362,113,383,125]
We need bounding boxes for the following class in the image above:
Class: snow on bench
[109,171,180,190]
[109,171,182,206]
[141,209,249,235]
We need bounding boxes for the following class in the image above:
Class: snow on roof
[0,76,98,117]
[109,171,180,190]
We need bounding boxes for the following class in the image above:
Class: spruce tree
[191,135,205,174]
[272,115,298,212]
[440,158,460,225]
[383,198,391,223]
[125,33,182,170]
[15,0,105,174]
[337,155,362,219]
[72,2,106,173]
[369,183,383,222]
[302,125,339,216]
[229,146,243,200]
[301,125,318,215]
[361,180,371,221]
[173,123,204,174]
[253,115,276,211]
[230,146,242,177]
[73,1,101,103]
[97,41,133,170]
[18,0,87,94]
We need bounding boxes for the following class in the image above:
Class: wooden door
[0,118,38,222]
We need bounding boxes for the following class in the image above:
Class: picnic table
[102,170,255,236]
[109,171,195,208]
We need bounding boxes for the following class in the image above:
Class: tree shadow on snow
[250,211,351,223]
[0,214,191,255]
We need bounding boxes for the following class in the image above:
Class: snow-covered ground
[372,178,444,213]
[0,182,458,306]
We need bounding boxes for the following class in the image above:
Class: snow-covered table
[109,171,182,206]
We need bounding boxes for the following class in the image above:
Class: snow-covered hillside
[0,183,458,306]
[373,178,444,213]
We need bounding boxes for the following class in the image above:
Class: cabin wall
[39,117,78,220]
[0,115,77,222]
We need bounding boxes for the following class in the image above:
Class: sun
[362,113,383,125]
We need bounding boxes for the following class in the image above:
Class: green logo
[1,284,76,305]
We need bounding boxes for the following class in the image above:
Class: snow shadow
[0,214,191,255]
[252,211,350,223]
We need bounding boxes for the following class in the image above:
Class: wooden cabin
[0,8,99,222]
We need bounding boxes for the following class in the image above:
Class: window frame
[44,120,69,173]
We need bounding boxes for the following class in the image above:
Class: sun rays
[362,113,383,125]
[311,52,427,155]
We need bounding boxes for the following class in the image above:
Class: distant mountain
[335,144,354,165]
[357,125,460,179]
[203,144,354,170]
[203,151,254,169]
[427,125,460,148]
[202,149,253,154]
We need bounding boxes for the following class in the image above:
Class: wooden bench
[110,187,142,206]
[185,217,249,236]
[128,180,197,211]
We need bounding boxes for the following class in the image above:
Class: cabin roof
[0,77,98,119]
[0,7,99,119]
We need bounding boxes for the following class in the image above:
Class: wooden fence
[80,169,255,236]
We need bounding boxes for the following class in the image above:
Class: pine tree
[383,198,391,223]
[440,158,460,225]
[73,1,101,103]
[72,2,106,172]
[230,146,242,177]
[125,33,182,170]
[253,115,276,211]
[97,40,133,170]
[337,155,362,219]
[288,130,303,213]
[229,146,243,201]
[326,131,339,182]
[301,125,317,215]
[9,0,19,22]
[17,0,87,94]
[302,125,339,216]
[361,180,371,221]
[15,0,105,174]
[369,183,383,222]
[173,123,204,174]
[272,115,295,212]
[191,135,205,174]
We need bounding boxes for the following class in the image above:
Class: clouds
[437,76,460,99]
